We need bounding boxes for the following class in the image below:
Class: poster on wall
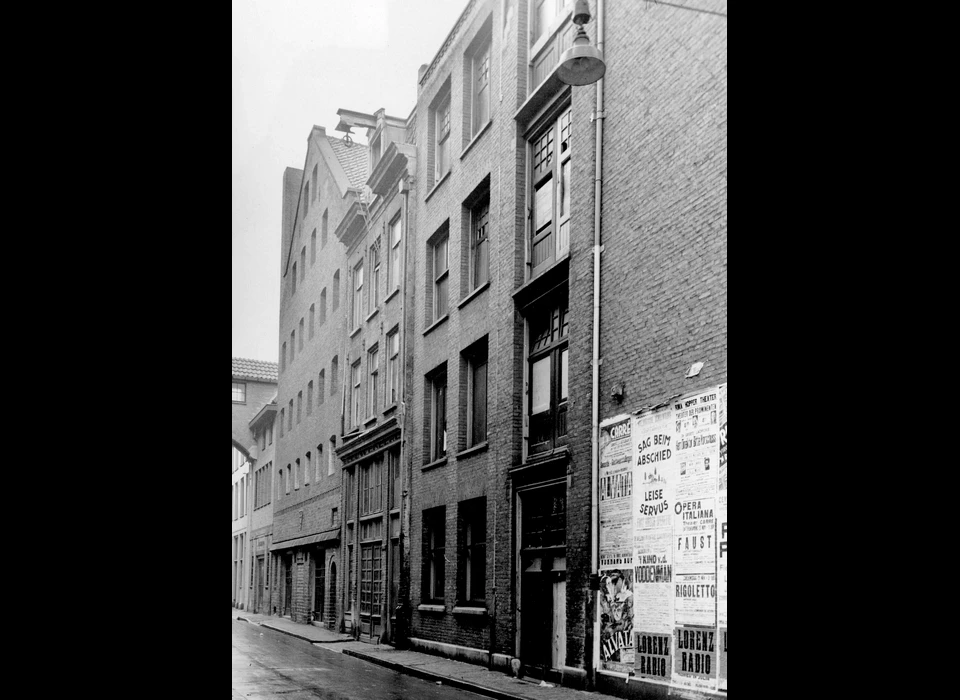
[717,626,727,692]
[636,631,672,683]
[673,625,718,693]
[633,530,673,632]
[717,383,727,631]
[674,572,717,626]
[599,415,635,569]
[598,568,635,673]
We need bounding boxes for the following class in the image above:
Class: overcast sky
[232,0,469,363]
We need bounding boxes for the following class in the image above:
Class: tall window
[333,270,340,311]
[367,345,379,417]
[232,382,246,403]
[432,90,451,186]
[533,0,564,44]
[299,318,304,350]
[352,260,364,330]
[311,229,317,265]
[530,106,572,276]
[432,234,449,321]
[303,183,310,215]
[279,409,285,438]
[300,247,306,281]
[422,507,446,602]
[464,339,488,448]
[359,459,383,516]
[297,391,302,424]
[320,289,327,325]
[322,209,329,248]
[277,468,284,500]
[388,215,402,293]
[312,165,318,200]
[427,365,448,463]
[292,263,298,295]
[286,465,291,494]
[288,399,294,431]
[369,242,381,314]
[318,370,326,405]
[294,458,300,489]
[307,381,314,415]
[458,499,486,605]
[290,331,295,363]
[331,356,339,395]
[304,452,311,485]
[281,343,286,372]
[386,327,400,406]
[468,29,491,138]
[471,197,490,290]
[329,436,336,476]
[309,304,315,338]
[350,359,362,431]
[528,296,569,455]
[316,444,323,482]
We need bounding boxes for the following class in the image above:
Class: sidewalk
[232,608,353,644]
[234,608,598,700]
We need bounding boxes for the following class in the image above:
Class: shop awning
[269,528,339,552]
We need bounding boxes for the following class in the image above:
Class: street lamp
[557,0,606,86]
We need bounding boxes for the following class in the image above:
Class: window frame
[386,327,400,407]
[435,95,452,184]
[352,259,364,330]
[458,499,486,605]
[232,381,246,403]
[529,105,572,278]
[433,234,449,321]
[350,358,362,432]
[367,344,379,418]
[388,214,402,293]
[470,197,490,291]
[429,367,448,462]
[465,341,488,449]
[526,296,570,456]
[423,508,446,603]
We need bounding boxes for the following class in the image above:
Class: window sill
[417,604,445,613]
[423,314,449,337]
[460,120,492,161]
[385,288,400,304]
[349,326,362,339]
[422,456,448,472]
[425,171,451,203]
[365,308,379,323]
[383,403,398,416]
[455,441,489,460]
[452,606,488,616]
[457,280,490,310]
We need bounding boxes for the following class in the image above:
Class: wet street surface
[232,619,486,700]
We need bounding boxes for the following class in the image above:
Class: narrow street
[232,619,485,700]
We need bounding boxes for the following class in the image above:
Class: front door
[518,485,566,677]
[283,555,293,617]
[314,554,325,623]
[359,543,383,637]
[256,557,265,612]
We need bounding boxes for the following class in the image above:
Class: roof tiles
[327,136,369,189]
[232,357,279,383]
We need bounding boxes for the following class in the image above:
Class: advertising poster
[633,530,673,632]
[599,568,635,673]
[674,572,716,626]
[635,631,672,683]
[599,415,635,568]
[717,626,727,692]
[717,384,727,630]
[673,625,718,693]
[673,389,720,502]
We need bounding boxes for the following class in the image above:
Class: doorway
[283,554,293,617]
[328,562,337,629]
[314,552,326,623]
[518,484,566,678]
[359,543,383,637]
[256,557,265,612]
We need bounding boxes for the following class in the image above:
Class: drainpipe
[589,0,605,690]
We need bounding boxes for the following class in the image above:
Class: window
[388,448,401,510]
[430,84,452,188]
[386,327,400,407]
[290,331,296,363]
[367,345,379,417]
[307,381,314,415]
[268,423,273,445]
[294,459,300,489]
[232,382,246,403]
[458,499,486,605]
[431,233,449,321]
[292,263,298,295]
[311,229,317,266]
[463,338,488,448]
[312,165,318,200]
[279,409,285,437]
[277,468,283,500]
[426,365,448,463]
[255,462,272,510]
[322,209,329,248]
[352,260,364,330]
[281,343,287,372]
[533,0,564,44]
[527,296,569,455]
[299,318,304,350]
[297,391,302,424]
[359,459,383,516]
[329,436,336,475]
[260,429,266,451]
[316,444,323,482]
[470,196,490,291]
[318,370,326,405]
[285,465,292,494]
[422,507,446,602]
[288,399,294,431]
[332,507,338,526]
[369,242,381,315]
[530,106,572,276]
[304,452,311,485]
[349,359,362,431]
[331,356,339,395]
[320,289,327,325]
[300,247,306,282]
[309,304,315,338]
[333,270,340,311]
[304,183,310,215]
[388,215,402,293]
[466,22,492,141]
